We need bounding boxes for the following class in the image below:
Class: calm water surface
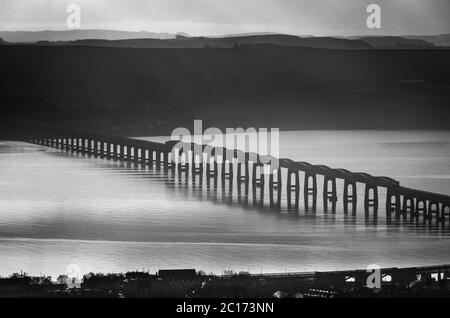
[1,131,450,278]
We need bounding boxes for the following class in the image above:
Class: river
[1,130,450,279]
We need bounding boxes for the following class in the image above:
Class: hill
[356,36,434,49]
[404,34,450,47]
[0,29,174,43]
[32,34,372,50]
[0,45,449,135]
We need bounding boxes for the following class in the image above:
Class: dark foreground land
[1,45,449,136]
[1,265,449,298]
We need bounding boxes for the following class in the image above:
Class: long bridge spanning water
[3,121,450,224]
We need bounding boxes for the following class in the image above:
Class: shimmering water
[1,131,450,279]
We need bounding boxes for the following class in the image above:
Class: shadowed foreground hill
[0,45,449,135]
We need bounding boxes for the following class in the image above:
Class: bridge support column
[133,147,139,164]
[147,149,154,166]
[104,142,110,159]
[206,157,218,187]
[323,176,337,213]
[287,169,300,210]
[386,187,401,218]
[252,164,265,206]
[252,164,265,188]
[441,204,450,225]
[125,145,131,161]
[237,162,249,185]
[428,201,440,224]
[140,148,147,166]
[269,168,282,208]
[77,137,82,153]
[402,196,415,220]
[191,148,203,175]
[177,149,189,173]
[303,172,317,211]
[236,161,249,205]
[93,140,99,157]
[67,137,71,151]
[77,138,83,154]
[84,138,89,154]
[364,184,378,216]
[206,160,218,178]
[117,144,122,160]
[164,151,173,169]
[221,155,233,187]
[98,141,104,158]
[415,198,427,222]
[155,151,161,166]
[100,140,108,159]
[343,179,357,214]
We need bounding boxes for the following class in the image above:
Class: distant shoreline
[1,264,449,298]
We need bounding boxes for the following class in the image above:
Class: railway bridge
[2,121,450,224]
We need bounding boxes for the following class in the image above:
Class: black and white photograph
[1,0,450,308]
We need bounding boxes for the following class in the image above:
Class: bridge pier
[386,187,401,218]
[252,181,264,206]
[364,184,378,216]
[191,150,203,175]
[108,142,113,159]
[118,144,124,160]
[287,169,300,210]
[90,139,95,156]
[343,179,357,214]
[428,201,440,224]
[74,137,80,153]
[252,164,265,206]
[221,159,233,186]
[133,147,139,164]
[75,138,81,154]
[206,159,218,179]
[303,172,317,211]
[402,196,415,220]
[177,149,189,173]
[99,141,105,158]
[165,151,174,169]
[442,204,450,225]
[252,164,265,187]
[95,140,100,157]
[237,162,249,185]
[155,151,161,166]
[415,198,428,222]
[80,138,85,153]
[82,138,87,155]
[237,177,249,205]
[89,139,94,156]
[140,148,147,166]
[206,158,218,187]
[269,168,282,208]
[323,176,337,213]
[161,151,169,168]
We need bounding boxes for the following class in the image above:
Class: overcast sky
[0,0,449,36]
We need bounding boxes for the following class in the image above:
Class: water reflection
[65,149,450,236]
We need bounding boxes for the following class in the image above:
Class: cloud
[0,0,448,35]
